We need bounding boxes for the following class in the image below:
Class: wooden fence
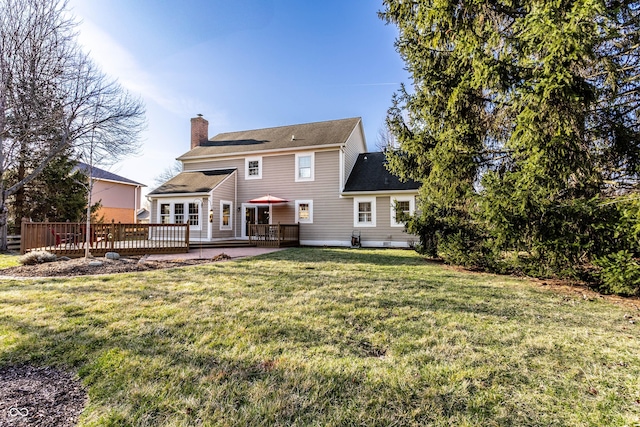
[7,235,20,252]
[249,223,299,248]
[20,220,190,257]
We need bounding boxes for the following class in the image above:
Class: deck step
[189,240,256,249]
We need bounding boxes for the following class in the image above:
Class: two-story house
[76,162,146,224]
[147,115,420,247]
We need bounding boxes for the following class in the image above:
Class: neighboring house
[137,207,150,223]
[76,162,146,224]
[147,116,420,247]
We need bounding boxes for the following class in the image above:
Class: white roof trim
[177,143,344,162]
[340,189,419,197]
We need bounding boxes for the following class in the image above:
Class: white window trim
[295,200,313,224]
[155,199,202,230]
[354,197,376,227]
[159,202,171,224]
[295,152,315,182]
[390,196,415,227]
[245,156,262,180]
[220,200,233,231]
[188,202,201,227]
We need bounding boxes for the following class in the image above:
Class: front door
[244,205,270,237]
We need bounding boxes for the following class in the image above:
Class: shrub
[20,251,58,266]
[593,250,640,296]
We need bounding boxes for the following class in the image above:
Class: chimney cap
[196,113,203,117]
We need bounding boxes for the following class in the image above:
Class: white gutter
[177,143,344,162]
[340,189,419,198]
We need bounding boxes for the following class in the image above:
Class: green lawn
[1,248,639,426]
[0,252,20,269]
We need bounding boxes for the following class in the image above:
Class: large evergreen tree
[5,149,90,232]
[380,1,640,281]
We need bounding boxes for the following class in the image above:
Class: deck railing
[20,220,190,257]
[249,223,299,248]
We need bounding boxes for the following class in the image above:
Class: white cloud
[74,17,227,124]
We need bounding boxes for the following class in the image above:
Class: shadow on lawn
[0,264,636,425]
[257,247,428,267]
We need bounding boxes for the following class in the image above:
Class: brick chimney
[190,114,209,149]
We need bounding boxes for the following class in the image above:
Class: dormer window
[245,156,262,180]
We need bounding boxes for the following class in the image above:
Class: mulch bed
[0,254,231,278]
[0,365,87,427]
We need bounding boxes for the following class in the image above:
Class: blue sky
[68,0,408,195]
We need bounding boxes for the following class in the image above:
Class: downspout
[339,148,345,193]
[134,185,140,222]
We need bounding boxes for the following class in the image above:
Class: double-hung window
[188,203,199,226]
[295,200,313,223]
[354,197,376,227]
[220,201,232,230]
[174,204,185,224]
[245,156,262,180]
[158,201,202,228]
[391,197,415,227]
[295,153,314,182]
[160,203,171,224]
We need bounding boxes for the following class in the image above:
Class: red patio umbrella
[247,194,289,204]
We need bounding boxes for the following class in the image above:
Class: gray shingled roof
[178,117,362,159]
[76,162,145,186]
[148,169,236,195]
[343,152,421,193]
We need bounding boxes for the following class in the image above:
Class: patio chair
[49,227,78,248]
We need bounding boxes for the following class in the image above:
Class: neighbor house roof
[343,152,421,193]
[178,117,362,160]
[76,162,146,187]
[148,169,236,195]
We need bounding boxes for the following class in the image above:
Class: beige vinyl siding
[352,196,416,247]
[185,150,348,242]
[150,199,158,225]
[200,196,210,237]
[171,147,417,247]
[211,172,236,239]
[342,124,366,189]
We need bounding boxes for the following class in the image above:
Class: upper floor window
[245,156,262,180]
[295,152,314,182]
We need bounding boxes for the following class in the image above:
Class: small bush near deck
[19,250,57,266]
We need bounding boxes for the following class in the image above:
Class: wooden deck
[248,224,299,248]
[21,220,190,257]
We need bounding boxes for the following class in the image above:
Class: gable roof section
[178,117,362,160]
[76,162,145,186]
[343,152,420,193]
[148,169,236,195]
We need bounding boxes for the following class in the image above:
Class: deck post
[185,221,190,251]
[20,218,28,254]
